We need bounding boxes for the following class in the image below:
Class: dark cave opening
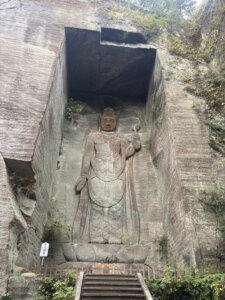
[65,27,156,109]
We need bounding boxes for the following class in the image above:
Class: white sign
[40,242,49,257]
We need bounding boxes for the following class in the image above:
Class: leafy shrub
[195,72,225,115]
[37,272,76,300]
[0,293,11,300]
[146,273,225,300]
[199,183,225,216]
[184,69,225,117]
[167,34,187,56]
[128,10,166,36]
[199,183,225,239]
[43,221,71,242]
[207,122,225,156]
[65,98,86,121]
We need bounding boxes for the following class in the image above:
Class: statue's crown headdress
[103,108,115,117]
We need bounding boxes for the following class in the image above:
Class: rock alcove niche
[46,27,219,275]
[46,27,166,272]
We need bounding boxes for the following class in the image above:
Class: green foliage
[195,72,225,115]
[206,122,225,155]
[166,1,225,118]
[128,10,166,36]
[101,255,119,263]
[37,272,76,300]
[184,69,225,117]
[166,3,225,68]
[43,221,71,242]
[157,235,168,257]
[104,3,166,37]
[43,221,62,242]
[199,183,225,238]
[0,294,11,300]
[108,10,116,19]
[12,273,22,277]
[167,34,187,56]
[146,273,225,300]
[65,98,86,121]
[199,183,225,216]
[98,0,196,39]
[167,19,210,63]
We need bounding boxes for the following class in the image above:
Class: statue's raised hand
[132,133,141,150]
[75,176,87,192]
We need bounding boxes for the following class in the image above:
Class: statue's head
[100,108,116,132]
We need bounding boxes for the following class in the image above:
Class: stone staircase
[80,273,147,300]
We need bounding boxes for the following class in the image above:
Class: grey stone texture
[0,0,68,294]
[8,276,42,300]
[147,50,221,269]
[0,153,27,294]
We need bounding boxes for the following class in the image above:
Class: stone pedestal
[62,243,150,264]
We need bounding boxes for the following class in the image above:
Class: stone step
[85,274,136,277]
[83,287,143,292]
[84,281,141,286]
[84,276,138,281]
[81,273,146,300]
[82,297,145,300]
[81,292,145,298]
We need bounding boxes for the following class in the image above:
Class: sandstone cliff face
[0,154,27,294]
[0,0,224,296]
[0,0,97,293]
[147,51,218,269]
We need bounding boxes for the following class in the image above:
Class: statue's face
[100,115,116,132]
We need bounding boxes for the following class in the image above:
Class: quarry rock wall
[14,39,68,271]
[0,0,97,293]
[0,154,27,294]
[147,49,219,269]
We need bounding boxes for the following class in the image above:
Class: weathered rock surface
[147,50,221,268]
[0,153,27,294]
[0,0,97,165]
[17,194,36,217]
[8,276,42,300]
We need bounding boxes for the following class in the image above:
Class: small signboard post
[40,242,49,266]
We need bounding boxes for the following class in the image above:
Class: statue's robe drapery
[73,131,140,244]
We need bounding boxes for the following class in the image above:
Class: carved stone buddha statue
[74,108,141,244]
